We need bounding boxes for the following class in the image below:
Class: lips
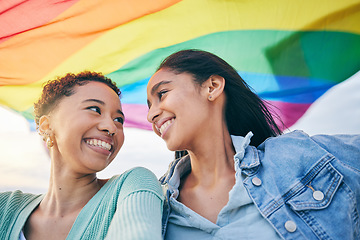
[85,138,112,151]
[156,118,175,136]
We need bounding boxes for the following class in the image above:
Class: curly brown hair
[34,71,121,127]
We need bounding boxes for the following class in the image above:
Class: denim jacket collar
[231,131,261,174]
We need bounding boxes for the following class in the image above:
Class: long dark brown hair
[157,49,282,157]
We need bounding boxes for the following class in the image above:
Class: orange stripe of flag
[0,0,181,86]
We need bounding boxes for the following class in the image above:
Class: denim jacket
[159,130,360,240]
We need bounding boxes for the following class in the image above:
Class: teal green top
[0,167,164,240]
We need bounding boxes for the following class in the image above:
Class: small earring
[43,131,54,148]
[46,137,54,148]
[208,95,212,100]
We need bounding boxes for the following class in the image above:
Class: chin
[90,162,111,173]
[165,142,177,152]
[165,141,183,152]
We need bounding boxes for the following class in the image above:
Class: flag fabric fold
[1,0,359,130]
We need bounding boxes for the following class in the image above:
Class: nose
[147,104,161,124]
[99,115,117,135]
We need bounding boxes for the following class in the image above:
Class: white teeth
[86,139,111,151]
[159,118,174,135]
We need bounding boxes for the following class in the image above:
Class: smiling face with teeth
[147,69,212,152]
[43,81,125,175]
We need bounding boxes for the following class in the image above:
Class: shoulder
[0,190,40,211]
[310,133,360,174]
[254,131,360,191]
[122,167,160,185]
[0,191,41,234]
[310,133,360,156]
[257,131,326,164]
[263,131,360,169]
[261,130,359,156]
[114,167,163,199]
[265,130,360,148]
[261,130,312,146]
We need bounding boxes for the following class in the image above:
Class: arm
[105,167,164,240]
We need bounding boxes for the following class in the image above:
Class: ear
[38,115,51,134]
[206,75,225,101]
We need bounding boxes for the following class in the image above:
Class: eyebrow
[150,80,171,96]
[82,99,125,117]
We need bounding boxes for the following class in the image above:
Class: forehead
[147,69,173,87]
[147,69,194,92]
[65,81,121,107]
[77,81,117,95]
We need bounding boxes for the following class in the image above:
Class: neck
[40,157,105,217]
[187,122,236,188]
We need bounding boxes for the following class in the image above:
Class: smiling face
[44,81,125,175]
[147,69,211,151]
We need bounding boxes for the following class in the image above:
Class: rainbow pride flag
[1,0,359,131]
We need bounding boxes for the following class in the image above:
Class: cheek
[117,131,125,148]
[112,133,125,157]
[152,124,161,137]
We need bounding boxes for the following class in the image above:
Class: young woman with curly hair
[0,71,163,240]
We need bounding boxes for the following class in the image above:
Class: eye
[114,117,124,125]
[87,106,101,114]
[157,90,168,100]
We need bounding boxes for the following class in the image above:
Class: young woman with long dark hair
[147,50,360,240]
